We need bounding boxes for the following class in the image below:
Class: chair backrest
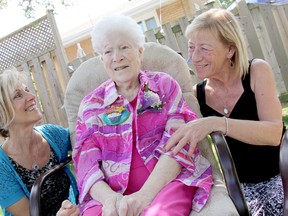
[29,155,73,216]
[63,42,238,215]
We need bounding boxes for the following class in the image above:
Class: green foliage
[283,107,288,127]
[18,0,73,18]
[0,0,72,18]
[218,0,236,8]
[0,0,7,9]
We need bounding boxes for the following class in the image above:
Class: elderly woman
[166,8,285,215]
[72,14,213,216]
[0,68,78,216]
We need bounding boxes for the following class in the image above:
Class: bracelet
[223,116,228,136]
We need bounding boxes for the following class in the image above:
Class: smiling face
[100,32,143,88]
[10,84,42,126]
[188,30,231,80]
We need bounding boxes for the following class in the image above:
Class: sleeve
[153,74,211,177]
[72,102,105,204]
[151,74,213,212]
[39,124,71,161]
[0,158,25,209]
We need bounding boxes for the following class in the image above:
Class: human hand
[102,193,123,216]
[118,191,153,216]
[56,200,80,216]
[165,118,213,156]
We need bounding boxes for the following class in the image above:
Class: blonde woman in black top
[166,8,284,215]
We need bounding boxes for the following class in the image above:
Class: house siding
[64,0,207,62]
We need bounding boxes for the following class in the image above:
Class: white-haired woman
[166,8,285,215]
[72,14,213,216]
[0,68,78,216]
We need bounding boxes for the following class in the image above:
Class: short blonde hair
[0,68,27,137]
[185,8,249,77]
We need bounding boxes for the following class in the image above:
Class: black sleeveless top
[196,61,280,183]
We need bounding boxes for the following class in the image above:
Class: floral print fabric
[73,70,213,213]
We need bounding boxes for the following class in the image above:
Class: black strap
[196,79,207,107]
[242,59,254,90]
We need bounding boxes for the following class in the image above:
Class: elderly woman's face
[100,32,143,86]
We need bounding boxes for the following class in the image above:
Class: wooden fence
[0,10,70,129]
[70,0,288,101]
[143,0,288,96]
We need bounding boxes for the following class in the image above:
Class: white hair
[91,14,145,55]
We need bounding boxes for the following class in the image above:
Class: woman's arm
[89,180,124,215]
[88,157,180,216]
[139,154,182,196]
[228,59,283,145]
[166,59,283,155]
[6,196,29,216]
[118,154,182,216]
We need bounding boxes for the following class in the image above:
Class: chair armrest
[29,155,72,216]
[190,178,239,216]
[210,132,250,216]
[280,129,288,216]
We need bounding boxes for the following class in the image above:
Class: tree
[0,0,7,9]
[0,0,72,18]
[218,0,236,8]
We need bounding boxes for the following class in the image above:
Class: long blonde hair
[185,8,249,77]
[0,68,27,137]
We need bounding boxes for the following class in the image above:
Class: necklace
[32,162,40,171]
[221,85,229,116]
[32,136,40,171]
[223,107,229,115]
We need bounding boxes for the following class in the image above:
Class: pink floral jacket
[73,70,213,213]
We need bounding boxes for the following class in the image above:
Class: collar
[102,70,159,107]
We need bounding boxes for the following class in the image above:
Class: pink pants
[83,145,196,216]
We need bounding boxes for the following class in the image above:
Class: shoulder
[78,79,114,113]
[36,124,71,158]
[250,58,272,72]
[0,148,13,173]
[140,71,180,95]
[35,124,70,146]
[82,79,112,102]
[250,58,273,77]
[249,58,275,91]
[35,124,68,135]
[142,70,174,81]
